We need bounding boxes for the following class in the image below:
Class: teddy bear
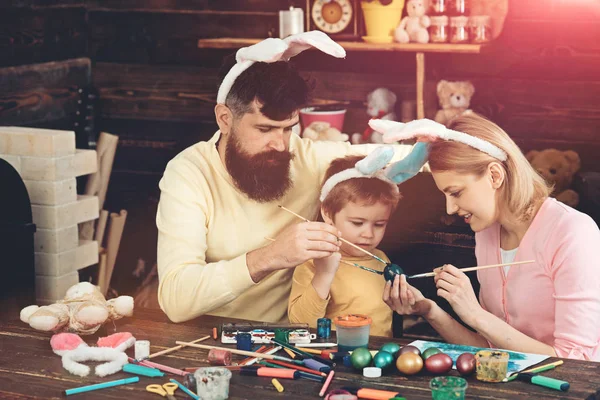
[303,121,349,142]
[434,80,475,126]
[20,282,134,335]
[351,87,397,144]
[526,149,581,207]
[394,0,430,44]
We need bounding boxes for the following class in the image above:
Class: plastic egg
[424,353,453,375]
[383,263,405,281]
[421,347,442,360]
[399,345,421,357]
[456,352,476,376]
[396,352,423,375]
[373,351,395,370]
[379,342,401,358]
[350,347,373,370]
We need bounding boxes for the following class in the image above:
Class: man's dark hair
[218,53,314,121]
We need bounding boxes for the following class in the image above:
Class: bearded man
[156,33,418,323]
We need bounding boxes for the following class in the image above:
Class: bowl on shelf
[299,106,347,131]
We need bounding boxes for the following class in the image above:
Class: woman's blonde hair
[428,113,551,220]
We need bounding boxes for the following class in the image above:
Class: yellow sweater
[288,250,393,337]
[156,130,416,323]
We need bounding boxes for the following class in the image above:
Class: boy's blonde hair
[321,155,401,219]
[428,113,551,220]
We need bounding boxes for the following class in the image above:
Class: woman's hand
[434,264,485,327]
[383,274,432,317]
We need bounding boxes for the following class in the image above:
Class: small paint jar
[236,333,252,351]
[274,328,289,344]
[334,314,372,352]
[475,350,509,382]
[194,367,232,400]
[317,318,332,339]
[208,348,232,366]
[429,0,448,16]
[448,0,469,16]
[429,16,449,43]
[430,376,468,400]
[469,15,492,44]
[134,340,150,360]
[449,16,470,44]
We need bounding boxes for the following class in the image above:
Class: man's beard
[225,131,294,203]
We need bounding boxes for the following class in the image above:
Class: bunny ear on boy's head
[356,145,395,175]
[383,142,430,184]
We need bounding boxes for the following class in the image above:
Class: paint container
[236,333,252,351]
[194,367,232,400]
[184,373,197,391]
[274,329,289,344]
[430,376,468,400]
[317,318,331,339]
[334,314,372,352]
[134,340,150,360]
[208,348,232,366]
[475,350,509,383]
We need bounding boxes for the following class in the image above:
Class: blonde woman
[377,114,600,361]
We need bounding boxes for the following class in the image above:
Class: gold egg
[396,352,424,375]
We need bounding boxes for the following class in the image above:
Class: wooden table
[1,308,599,399]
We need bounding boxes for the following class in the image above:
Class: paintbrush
[407,260,535,279]
[503,360,564,382]
[265,236,383,275]
[138,335,211,361]
[278,205,387,265]
[174,341,297,363]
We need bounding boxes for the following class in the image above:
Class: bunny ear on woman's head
[282,31,346,60]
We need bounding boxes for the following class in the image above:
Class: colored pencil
[278,205,387,265]
[295,342,337,348]
[319,371,335,397]
[271,338,334,367]
[175,342,296,363]
[141,335,210,361]
[240,345,267,365]
[408,260,536,279]
[283,348,297,359]
[245,346,283,366]
[267,359,328,377]
[129,357,189,376]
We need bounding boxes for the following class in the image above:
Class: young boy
[288,154,401,337]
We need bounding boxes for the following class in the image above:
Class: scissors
[146,382,178,400]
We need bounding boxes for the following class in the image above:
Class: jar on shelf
[449,16,470,43]
[429,0,448,16]
[429,16,449,43]
[469,15,492,44]
[448,0,469,16]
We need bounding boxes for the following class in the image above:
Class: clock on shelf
[306,0,361,40]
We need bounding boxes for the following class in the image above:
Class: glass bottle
[429,15,449,43]
[469,15,492,44]
[449,16,470,43]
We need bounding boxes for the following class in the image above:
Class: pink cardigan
[476,198,600,361]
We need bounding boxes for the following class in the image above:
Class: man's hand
[247,222,341,282]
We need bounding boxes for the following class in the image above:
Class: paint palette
[221,328,315,345]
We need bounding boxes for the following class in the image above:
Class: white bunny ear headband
[369,118,508,162]
[51,332,135,377]
[320,146,401,202]
[217,31,346,104]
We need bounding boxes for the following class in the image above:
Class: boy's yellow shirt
[288,249,393,337]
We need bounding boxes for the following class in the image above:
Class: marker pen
[516,373,570,391]
[342,386,402,400]
[240,366,299,379]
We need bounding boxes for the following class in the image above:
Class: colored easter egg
[383,263,405,281]
[373,351,395,370]
[350,347,373,370]
[456,352,476,376]
[396,353,424,375]
[399,345,421,357]
[425,353,453,375]
[421,347,442,360]
[380,342,401,358]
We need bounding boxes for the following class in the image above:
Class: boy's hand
[314,252,341,277]
[383,274,433,317]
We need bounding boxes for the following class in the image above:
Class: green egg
[380,342,401,358]
[350,347,373,370]
[373,351,395,370]
[383,263,405,281]
[422,347,442,360]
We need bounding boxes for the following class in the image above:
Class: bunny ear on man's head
[369,118,448,143]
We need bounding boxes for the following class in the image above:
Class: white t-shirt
[500,247,518,276]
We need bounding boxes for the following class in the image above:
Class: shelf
[197,38,482,54]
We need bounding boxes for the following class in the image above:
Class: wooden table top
[1,308,599,399]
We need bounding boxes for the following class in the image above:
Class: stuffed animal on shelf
[303,121,349,142]
[394,0,430,44]
[20,282,134,335]
[434,80,475,126]
[526,149,581,207]
[352,88,398,144]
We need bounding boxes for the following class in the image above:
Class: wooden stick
[175,341,295,363]
[278,205,387,265]
[94,210,109,246]
[143,335,211,361]
[102,210,127,295]
[96,248,107,293]
[416,52,425,119]
[408,260,535,279]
